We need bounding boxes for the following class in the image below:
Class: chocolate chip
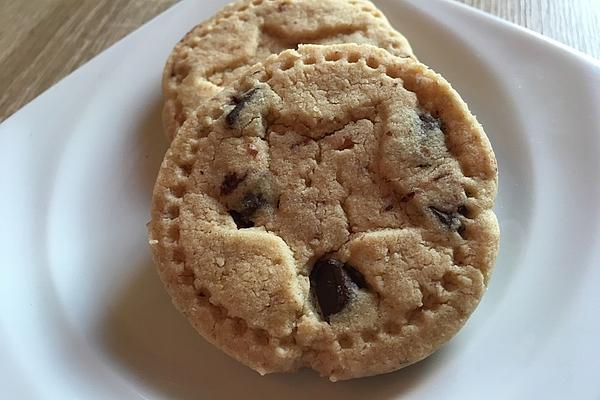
[419,112,442,133]
[220,172,247,195]
[240,192,266,213]
[310,257,366,321]
[429,206,461,231]
[229,192,266,229]
[310,258,348,320]
[229,210,254,228]
[343,264,367,289]
[226,88,258,127]
[457,205,470,218]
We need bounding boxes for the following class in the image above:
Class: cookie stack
[149,0,499,381]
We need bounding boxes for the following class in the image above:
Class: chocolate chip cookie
[149,44,499,381]
[162,0,415,140]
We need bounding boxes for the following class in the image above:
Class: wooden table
[1,0,598,122]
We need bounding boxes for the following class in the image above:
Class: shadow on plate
[129,96,169,204]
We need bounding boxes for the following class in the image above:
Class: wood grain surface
[1,0,598,122]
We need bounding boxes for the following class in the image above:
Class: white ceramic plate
[1,0,599,398]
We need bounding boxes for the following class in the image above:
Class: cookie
[149,44,499,381]
[162,0,415,140]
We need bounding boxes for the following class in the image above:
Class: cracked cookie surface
[162,0,415,140]
[149,44,499,381]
